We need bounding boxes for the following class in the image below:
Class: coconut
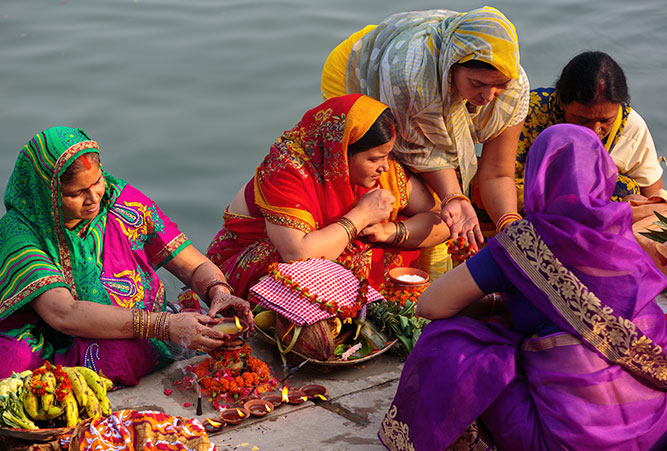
[275,315,336,361]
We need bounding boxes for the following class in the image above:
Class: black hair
[60,152,101,184]
[555,51,629,106]
[348,108,397,155]
[457,59,498,71]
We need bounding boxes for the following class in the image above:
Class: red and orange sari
[207,94,420,300]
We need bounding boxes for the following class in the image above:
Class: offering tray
[254,324,396,366]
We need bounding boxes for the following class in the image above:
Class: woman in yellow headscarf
[321,7,530,248]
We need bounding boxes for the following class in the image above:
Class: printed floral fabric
[515,87,636,207]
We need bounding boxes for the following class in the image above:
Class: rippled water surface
[2,0,666,287]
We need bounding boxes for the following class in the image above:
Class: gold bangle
[132,309,140,338]
[390,221,409,246]
[162,313,171,341]
[398,221,409,245]
[143,311,151,340]
[151,311,162,340]
[335,217,358,243]
[495,212,522,232]
[442,193,471,207]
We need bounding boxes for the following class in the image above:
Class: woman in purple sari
[0,127,253,386]
[379,123,667,450]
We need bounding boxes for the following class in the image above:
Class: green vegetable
[367,300,429,355]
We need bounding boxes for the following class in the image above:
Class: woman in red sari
[207,94,449,299]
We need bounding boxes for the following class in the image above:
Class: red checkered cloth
[249,259,383,326]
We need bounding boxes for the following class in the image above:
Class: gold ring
[198,346,206,353]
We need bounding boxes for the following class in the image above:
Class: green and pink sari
[0,127,189,385]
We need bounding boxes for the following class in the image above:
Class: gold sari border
[497,220,667,389]
[150,233,189,268]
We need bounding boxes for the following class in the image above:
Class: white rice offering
[396,274,425,283]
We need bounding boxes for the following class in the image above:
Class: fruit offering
[0,362,113,429]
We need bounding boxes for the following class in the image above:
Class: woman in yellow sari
[321,7,530,247]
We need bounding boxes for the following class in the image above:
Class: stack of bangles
[496,212,522,233]
[133,309,170,341]
[441,192,471,207]
[391,221,409,246]
[336,217,358,243]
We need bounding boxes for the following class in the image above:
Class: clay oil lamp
[219,407,250,425]
[244,399,274,417]
[261,391,283,408]
[387,267,430,288]
[213,316,248,338]
[286,388,308,405]
[299,384,329,401]
[202,417,226,434]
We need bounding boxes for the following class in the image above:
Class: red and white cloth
[249,259,383,326]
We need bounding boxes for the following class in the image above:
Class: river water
[1,0,666,292]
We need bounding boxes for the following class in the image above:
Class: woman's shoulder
[0,210,43,247]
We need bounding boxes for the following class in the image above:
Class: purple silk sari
[379,124,667,450]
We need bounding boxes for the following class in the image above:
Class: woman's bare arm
[31,287,228,352]
[478,121,523,224]
[415,262,484,319]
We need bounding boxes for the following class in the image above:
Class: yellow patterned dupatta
[346,7,529,194]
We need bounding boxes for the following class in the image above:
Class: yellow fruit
[22,379,40,420]
[40,372,56,412]
[63,368,89,407]
[85,392,102,419]
[74,367,106,399]
[330,317,342,338]
[254,310,276,330]
[63,392,79,427]
[98,395,112,416]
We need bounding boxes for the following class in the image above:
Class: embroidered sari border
[497,220,667,389]
[0,275,67,317]
[150,233,189,268]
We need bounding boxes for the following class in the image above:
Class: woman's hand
[440,198,483,250]
[207,288,255,332]
[358,221,395,243]
[167,312,228,353]
[354,188,396,226]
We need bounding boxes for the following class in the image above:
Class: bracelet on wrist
[390,221,409,246]
[204,279,234,303]
[442,193,471,207]
[335,217,358,243]
[495,212,522,233]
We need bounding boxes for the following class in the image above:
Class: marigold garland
[178,344,276,410]
[267,259,369,320]
[380,280,429,307]
[28,361,72,401]
[446,236,477,265]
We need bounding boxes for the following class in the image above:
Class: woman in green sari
[0,127,253,385]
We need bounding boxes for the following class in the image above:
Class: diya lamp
[244,399,274,417]
[261,391,283,408]
[202,417,226,434]
[299,384,328,401]
[212,316,249,353]
[220,406,250,425]
[283,386,308,405]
